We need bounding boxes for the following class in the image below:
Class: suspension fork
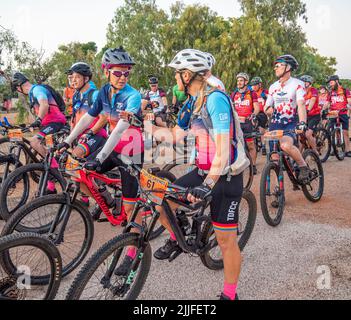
[48,182,79,244]
[38,153,53,196]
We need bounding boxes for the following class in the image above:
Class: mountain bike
[66,155,257,300]
[327,109,348,161]
[0,232,62,300]
[260,130,324,227]
[1,152,175,278]
[0,128,69,220]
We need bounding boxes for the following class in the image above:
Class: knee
[30,138,40,149]
[280,142,290,152]
[216,234,235,252]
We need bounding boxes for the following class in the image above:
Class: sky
[1,0,350,78]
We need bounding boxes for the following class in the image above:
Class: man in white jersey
[265,54,310,182]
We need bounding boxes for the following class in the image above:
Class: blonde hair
[186,71,217,114]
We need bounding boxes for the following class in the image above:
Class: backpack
[30,84,66,113]
[199,90,250,176]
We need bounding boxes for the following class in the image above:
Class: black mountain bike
[0,128,69,220]
[0,232,62,300]
[260,130,324,227]
[66,156,257,300]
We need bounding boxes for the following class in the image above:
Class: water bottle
[98,185,115,207]
[113,190,123,216]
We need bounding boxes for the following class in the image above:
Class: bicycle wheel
[315,128,331,163]
[1,194,94,281]
[302,150,324,202]
[332,129,345,161]
[66,233,151,300]
[260,162,285,227]
[199,191,257,270]
[0,163,66,220]
[0,232,62,300]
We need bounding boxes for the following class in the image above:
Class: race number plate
[45,135,54,148]
[264,130,284,141]
[8,129,23,142]
[65,156,80,178]
[140,169,169,205]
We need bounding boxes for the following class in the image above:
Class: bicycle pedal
[168,248,183,263]
[293,185,301,191]
[97,218,109,223]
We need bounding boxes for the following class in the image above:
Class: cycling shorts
[36,123,65,140]
[77,135,106,157]
[328,114,349,131]
[98,151,144,202]
[307,115,321,131]
[240,121,254,143]
[174,169,243,232]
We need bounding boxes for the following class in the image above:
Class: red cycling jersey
[255,88,268,112]
[305,87,320,117]
[230,89,258,119]
[318,93,330,110]
[329,86,351,115]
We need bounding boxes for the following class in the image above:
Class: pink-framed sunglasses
[109,70,130,78]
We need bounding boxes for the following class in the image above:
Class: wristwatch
[204,178,216,189]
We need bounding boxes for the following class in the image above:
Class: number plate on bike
[8,129,23,142]
[45,135,54,148]
[140,170,169,205]
[264,130,284,141]
[65,156,80,177]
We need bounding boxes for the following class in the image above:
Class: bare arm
[297,99,307,123]
[37,99,49,120]
[307,97,317,112]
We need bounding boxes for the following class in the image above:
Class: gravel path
[1,154,351,300]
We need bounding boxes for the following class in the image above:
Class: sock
[81,196,89,203]
[223,283,238,301]
[47,181,55,192]
[127,247,137,259]
[170,232,177,242]
[50,158,59,169]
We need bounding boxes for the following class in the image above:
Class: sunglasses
[274,63,287,69]
[109,70,130,78]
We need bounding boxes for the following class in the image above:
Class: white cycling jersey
[266,77,305,126]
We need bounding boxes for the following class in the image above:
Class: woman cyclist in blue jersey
[150,49,244,300]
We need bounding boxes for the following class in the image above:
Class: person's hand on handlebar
[56,142,70,154]
[295,121,307,135]
[84,159,102,172]
[187,184,212,203]
[29,117,42,129]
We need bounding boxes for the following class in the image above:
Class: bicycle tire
[0,163,67,220]
[243,150,254,191]
[1,194,94,281]
[332,129,345,161]
[199,190,257,270]
[302,149,324,202]
[0,232,62,300]
[260,162,285,227]
[66,233,151,300]
[315,128,331,163]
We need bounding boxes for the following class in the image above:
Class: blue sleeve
[32,86,49,101]
[207,92,231,135]
[125,92,142,114]
[88,90,103,117]
[92,90,99,104]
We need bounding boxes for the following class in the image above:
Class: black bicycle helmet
[10,72,29,92]
[148,76,158,85]
[327,75,339,83]
[275,54,299,71]
[250,76,263,86]
[66,62,93,79]
[102,46,135,69]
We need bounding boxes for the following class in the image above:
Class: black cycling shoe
[154,239,179,260]
[253,166,258,176]
[262,147,267,156]
[345,151,351,158]
[298,166,310,183]
[114,256,134,277]
[219,293,239,300]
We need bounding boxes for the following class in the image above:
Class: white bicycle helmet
[236,72,250,82]
[168,49,213,74]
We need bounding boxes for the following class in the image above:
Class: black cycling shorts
[175,169,243,232]
[328,114,350,131]
[77,135,106,157]
[241,121,254,142]
[37,123,66,140]
[98,151,143,202]
[307,115,321,131]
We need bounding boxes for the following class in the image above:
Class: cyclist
[251,76,269,155]
[319,85,330,126]
[59,47,144,274]
[172,84,188,112]
[151,49,244,300]
[231,73,260,175]
[142,76,169,128]
[264,54,309,182]
[326,75,351,157]
[300,75,319,152]
[10,72,67,158]
[63,79,75,119]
